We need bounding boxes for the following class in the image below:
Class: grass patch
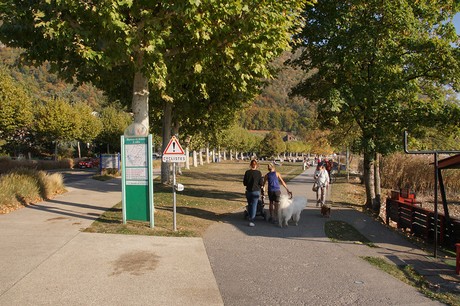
[363,256,460,306]
[85,160,303,237]
[329,174,366,211]
[325,220,376,247]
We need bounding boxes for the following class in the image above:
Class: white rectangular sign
[162,155,187,163]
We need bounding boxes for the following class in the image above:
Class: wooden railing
[386,189,460,249]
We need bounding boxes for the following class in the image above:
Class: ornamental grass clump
[381,153,460,196]
[0,168,65,214]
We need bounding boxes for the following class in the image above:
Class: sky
[455,13,460,34]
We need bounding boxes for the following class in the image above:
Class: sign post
[121,123,154,228]
[162,136,186,231]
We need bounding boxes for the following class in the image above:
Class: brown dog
[321,205,331,217]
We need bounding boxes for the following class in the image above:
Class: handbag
[312,183,318,192]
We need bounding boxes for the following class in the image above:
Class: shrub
[0,168,65,214]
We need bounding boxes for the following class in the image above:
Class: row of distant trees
[0,67,131,159]
[1,61,317,160]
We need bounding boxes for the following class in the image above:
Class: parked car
[77,158,99,169]
[152,153,161,160]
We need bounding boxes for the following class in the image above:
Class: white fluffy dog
[278,195,307,227]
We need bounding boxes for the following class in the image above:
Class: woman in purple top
[263,163,291,223]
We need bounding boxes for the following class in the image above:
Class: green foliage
[96,106,132,153]
[0,0,313,141]
[286,141,311,154]
[73,102,103,143]
[0,47,111,157]
[0,67,34,153]
[259,130,286,157]
[292,0,460,156]
[239,51,314,132]
[220,124,262,153]
[292,0,460,205]
[0,47,107,109]
[35,98,81,143]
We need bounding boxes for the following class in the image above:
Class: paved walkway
[0,167,459,305]
[203,167,459,305]
[0,174,223,306]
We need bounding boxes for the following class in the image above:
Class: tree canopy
[0,67,34,154]
[291,0,460,209]
[0,1,311,131]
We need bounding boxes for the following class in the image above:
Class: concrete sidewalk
[0,174,223,305]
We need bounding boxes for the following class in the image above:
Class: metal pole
[173,162,177,231]
[434,152,438,258]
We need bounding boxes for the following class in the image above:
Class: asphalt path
[203,168,442,306]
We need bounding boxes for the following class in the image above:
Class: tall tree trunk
[131,71,149,129]
[199,150,203,165]
[363,150,376,210]
[374,153,382,214]
[161,102,172,184]
[193,150,197,167]
[77,141,81,159]
[185,147,190,170]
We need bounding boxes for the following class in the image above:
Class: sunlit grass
[363,256,460,306]
[85,160,304,237]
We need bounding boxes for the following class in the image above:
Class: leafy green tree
[259,130,286,158]
[0,1,312,183]
[35,98,81,159]
[286,141,311,155]
[73,102,102,145]
[292,0,460,210]
[0,67,34,155]
[96,106,132,154]
[73,102,103,157]
[220,125,262,157]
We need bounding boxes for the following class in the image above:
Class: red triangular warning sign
[163,136,185,155]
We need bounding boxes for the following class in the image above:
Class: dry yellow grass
[0,168,65,214]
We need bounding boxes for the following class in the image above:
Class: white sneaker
[249,222,255,227]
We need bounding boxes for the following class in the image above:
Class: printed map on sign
[125,143,147,167]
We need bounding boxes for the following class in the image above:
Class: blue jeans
[246,190,260,221]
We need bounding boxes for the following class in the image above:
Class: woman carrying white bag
[313,163,329,207]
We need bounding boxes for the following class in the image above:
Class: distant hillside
[238,51,315,134]
[0,46,106,110]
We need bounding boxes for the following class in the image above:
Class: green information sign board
[121,135,154,227]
